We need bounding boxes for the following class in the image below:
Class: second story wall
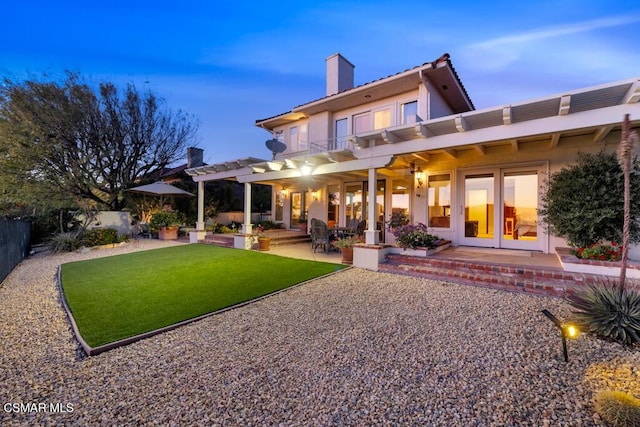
[429,87,454,119]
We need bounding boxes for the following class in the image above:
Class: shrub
[540,151,640,248]
[48,231,83,253]
[567,283,640,345]
[594,390,640,427]
[386,211,409,230]
[332,235,364,248]
[83,228,119,247]
[393,223,440,249]
[255,220,283,230]
[574,242,622,261]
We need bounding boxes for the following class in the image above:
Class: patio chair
[347,218,360,233]
[312,222,333,254]
[356,220,366,236]
[138,222,152,239]
[310,218,320,247]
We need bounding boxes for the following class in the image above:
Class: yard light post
[541,309,579,362]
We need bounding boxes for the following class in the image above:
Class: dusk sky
[2,1,640,166]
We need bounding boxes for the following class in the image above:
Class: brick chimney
[187,147,204,168]
[326,53,354,96]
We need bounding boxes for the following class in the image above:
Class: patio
[177,229,637,297]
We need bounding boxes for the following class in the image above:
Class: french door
[458,166,543,251]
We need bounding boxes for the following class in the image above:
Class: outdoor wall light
[415,166,424,188]
[410,163,424,189]
[541,309,580,362]
[279,186,288,199]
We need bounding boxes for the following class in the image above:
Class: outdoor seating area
[309,218,361,254]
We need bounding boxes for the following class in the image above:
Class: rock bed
[1,240,638,426]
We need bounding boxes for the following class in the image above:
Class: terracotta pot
[298,223,308,233]
[341,247,353,264]
[257,237,271,251]
[158,226,178,240]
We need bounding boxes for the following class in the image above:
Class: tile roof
[255,53,473,124]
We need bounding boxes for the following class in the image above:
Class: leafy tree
[0,72,198,210]
[540,150,640,248]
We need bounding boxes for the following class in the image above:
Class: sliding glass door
[459,172,497,247]
[458,166,543,251]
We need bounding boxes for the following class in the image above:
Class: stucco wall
[429,87,454,119]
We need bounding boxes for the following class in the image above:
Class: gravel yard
[1,240,638,426]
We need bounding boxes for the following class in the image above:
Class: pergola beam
[559,95,571,115]
[593,125,615,143]
[382,130,399,144]
[624,79,640,104]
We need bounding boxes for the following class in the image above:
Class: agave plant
[567,283,640,345]
[48,231,84,253]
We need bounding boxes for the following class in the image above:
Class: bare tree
[0,72,198,210]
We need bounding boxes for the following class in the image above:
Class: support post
[365,167,378,245]
[196,181,205,231]
[190,180,207,243]
[242,182,252,234]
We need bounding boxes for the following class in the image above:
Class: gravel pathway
[1,240,638,426]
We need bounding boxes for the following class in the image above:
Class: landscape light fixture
[541,309,580,362]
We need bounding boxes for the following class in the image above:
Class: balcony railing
[309,137,355,154]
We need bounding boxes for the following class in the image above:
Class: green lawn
[61,245,345,348]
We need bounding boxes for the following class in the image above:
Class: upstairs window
[401,101,418,125]
[334,118,348,150]
[353,112,371,135]
[374,109,391,130]
[299,124,308,151]
[290,126,299,151]
[275,130,284,142]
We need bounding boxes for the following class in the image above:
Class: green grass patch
[61,245,345,347]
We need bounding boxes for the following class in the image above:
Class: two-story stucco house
[186,53,640,259]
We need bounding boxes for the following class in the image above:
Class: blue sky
[2,1,640,165]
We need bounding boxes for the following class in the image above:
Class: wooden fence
[0,219,31,284]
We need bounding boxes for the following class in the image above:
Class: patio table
[329,227,356,239]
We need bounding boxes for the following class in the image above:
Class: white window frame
[353,111,371,135]
[372,105,392,130]
[400,99,419,125]
[289,126,299,151]
[299,123,308,151]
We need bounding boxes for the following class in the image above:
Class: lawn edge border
[57,264,351,356]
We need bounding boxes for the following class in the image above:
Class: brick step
[379,262,566,297]
[382,254,605,297]
[203,234,234,248]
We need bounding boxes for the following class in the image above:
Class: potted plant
[298,213,308,233]
[149,211,183,240]
[254,224,271,251]
[332,235,364,264]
